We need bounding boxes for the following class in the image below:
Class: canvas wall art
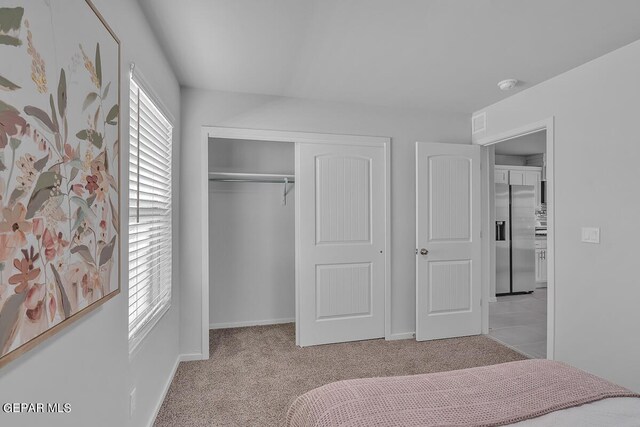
[0,0,120,367]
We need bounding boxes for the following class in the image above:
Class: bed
[286,359,640,427]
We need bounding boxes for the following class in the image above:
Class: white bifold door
[416,142,481,341]
[297,142,386,347]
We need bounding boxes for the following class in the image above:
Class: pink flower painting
[0,1,120,367]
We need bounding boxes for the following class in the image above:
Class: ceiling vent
[472,112,486,134]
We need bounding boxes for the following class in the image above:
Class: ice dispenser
[496,221,506,241]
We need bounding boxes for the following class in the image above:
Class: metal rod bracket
[282,177,289,206]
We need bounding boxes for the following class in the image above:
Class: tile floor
[488,288,547,358]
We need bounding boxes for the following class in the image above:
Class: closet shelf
[208,172,295,183]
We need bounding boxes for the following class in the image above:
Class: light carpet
[154,323,526,426]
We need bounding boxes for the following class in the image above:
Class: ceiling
[138,0,640,113]
[494,130,546,156]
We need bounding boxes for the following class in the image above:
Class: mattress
[286,360,640,427]
[513,397,640,426]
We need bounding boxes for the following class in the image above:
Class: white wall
[180,88,470,355]
[473,39,640,392]
[209,139,295,327]
[495,154,526,166]
[0,1,181,426]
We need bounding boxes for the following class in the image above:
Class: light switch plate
[581,227,600,244]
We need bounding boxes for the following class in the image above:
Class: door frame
[201,126,391,352]
[475,117,556,360]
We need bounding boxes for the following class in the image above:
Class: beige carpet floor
[154,323,526,427]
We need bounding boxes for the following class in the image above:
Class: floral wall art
[0,0,120,367]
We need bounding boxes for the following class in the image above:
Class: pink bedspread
[286,359,640,427]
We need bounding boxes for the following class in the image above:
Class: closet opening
[208,137,296,335]
[202,126,390,351]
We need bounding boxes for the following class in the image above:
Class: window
[128,72,173,352]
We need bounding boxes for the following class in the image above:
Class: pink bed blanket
[286,359,640,427]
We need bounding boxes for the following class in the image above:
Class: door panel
[316,155,371,244]
[429,260,471,313]
[429,156,471,241]
[298,143,386,346]
[416,142,481,341]
[316,263,371,319]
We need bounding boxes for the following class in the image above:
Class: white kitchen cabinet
[535,249,542,282]
[535,241,547,285]
[496,166,542,207]
[494,168,508,184]
[509,170,524,185]
[524,170,542,207]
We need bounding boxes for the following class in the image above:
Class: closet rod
[208,172,295,183]
[209,172,294,205]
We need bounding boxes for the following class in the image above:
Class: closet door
[297,143,386,346]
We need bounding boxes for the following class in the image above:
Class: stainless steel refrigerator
[495,183,536,294]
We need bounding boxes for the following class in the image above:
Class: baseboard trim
[209,317,295,330]
[485,334,532,359]
[147,352,209,427]
[386,332,415,341]
[147,355,181,427]
[489,296,498,303]
[179,353,205,362]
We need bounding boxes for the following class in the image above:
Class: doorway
[478,118,555,359]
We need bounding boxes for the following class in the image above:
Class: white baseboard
[489,296,498,303]
[180,352,205,361]
[146,352,208,427]
[147,355,181,427]
[209,317,295,330]
[386,331,415,341]
[485,334,532,359]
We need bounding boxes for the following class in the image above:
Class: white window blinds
[128,75,173,352]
